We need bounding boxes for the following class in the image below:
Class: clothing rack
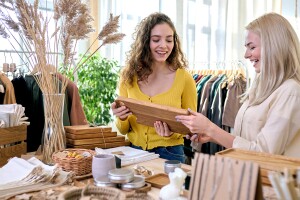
[190,60,249,89]
[0,49,64,78]
[190,60,249,155]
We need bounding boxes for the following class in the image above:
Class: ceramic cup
[92,154,116,182]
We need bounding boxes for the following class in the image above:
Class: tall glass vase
[42,93,66,164]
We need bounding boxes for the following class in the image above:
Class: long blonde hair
[243,12,300,105]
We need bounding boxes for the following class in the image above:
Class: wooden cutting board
[64,125,112,134]
[115,96,191,134]
[66,135,125,145]
[66,132,117,139]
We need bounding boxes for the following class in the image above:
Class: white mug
[92,154,116,182]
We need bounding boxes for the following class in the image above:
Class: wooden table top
[7,158,192,200]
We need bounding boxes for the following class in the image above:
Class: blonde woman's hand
[176,108,213,137]
[111,101,132,120]
[154,121,173,137]
[186,133,212,144]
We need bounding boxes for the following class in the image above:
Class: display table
[5,154,278,200]
[6,158,191,200]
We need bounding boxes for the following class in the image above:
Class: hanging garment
[196,75,211,111]
[57,74,87,125]
[222,76,246,128]
[11,75,27,107]
[22,75,70,152]
[199,75,219,116]
[0,78,5,104]
[0,72,16,104]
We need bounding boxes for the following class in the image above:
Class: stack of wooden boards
[64,125,130,149]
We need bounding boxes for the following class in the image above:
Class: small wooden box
[0,124,27,166]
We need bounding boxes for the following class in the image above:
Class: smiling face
[150,23,174,64]
[244,30,261,73]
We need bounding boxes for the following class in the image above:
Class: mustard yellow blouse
[115,68,197,150]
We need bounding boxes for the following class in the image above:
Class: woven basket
[52,148,95,176]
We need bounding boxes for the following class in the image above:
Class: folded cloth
[0,157,73,199]
[0,157,37,185]
[0,104,28,127]
[0,112,9,128]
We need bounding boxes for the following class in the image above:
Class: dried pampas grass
[0,0,125,164]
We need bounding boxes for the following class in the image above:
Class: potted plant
[75,53,121,125]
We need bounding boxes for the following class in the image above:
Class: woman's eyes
[152,39,173,43]
[249,46,255,50]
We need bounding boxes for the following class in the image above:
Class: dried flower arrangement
[0,0,125,163]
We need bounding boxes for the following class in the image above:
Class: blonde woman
[111,13,197,162]
[176,13,300,158]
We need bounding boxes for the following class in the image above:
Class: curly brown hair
[120,12,188,86]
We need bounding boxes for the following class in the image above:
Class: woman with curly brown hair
[111,12,197,162]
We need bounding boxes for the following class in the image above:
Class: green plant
[76,53,120,125]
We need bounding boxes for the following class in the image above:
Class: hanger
[2,52,9,74]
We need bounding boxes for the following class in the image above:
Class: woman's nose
[244,49,250,59]
[159,40,167,48]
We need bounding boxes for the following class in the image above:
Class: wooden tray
[64,125,112,134]
[115,96,191,134]
[216,148,300,185]
[145,173,169,189]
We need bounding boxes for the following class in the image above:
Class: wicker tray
[52,148,95,176]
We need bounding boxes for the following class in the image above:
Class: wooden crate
[0,125,27,166]
[216,148,300,186]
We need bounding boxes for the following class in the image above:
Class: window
[98,0,219,69]
[0,0,56,76]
